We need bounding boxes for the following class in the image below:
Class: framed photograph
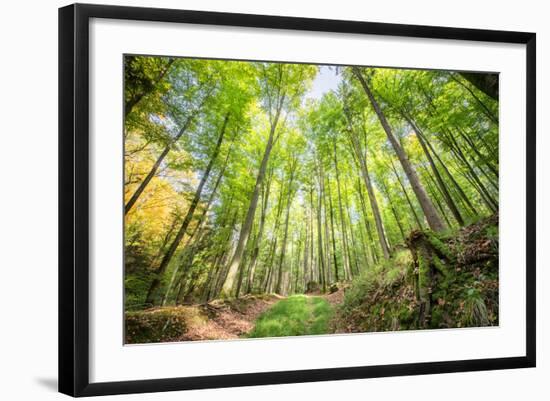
[59,3,536,397]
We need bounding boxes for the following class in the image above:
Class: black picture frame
[59,3,536,397]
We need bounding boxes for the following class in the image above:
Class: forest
[124,56,499,343]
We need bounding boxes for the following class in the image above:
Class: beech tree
[124,57,499,310]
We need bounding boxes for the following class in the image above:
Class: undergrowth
[335,214,499,333]
[247,295,333,338]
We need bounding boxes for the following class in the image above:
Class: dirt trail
[321,288,346,307]
[126,291,346,344]
[182,294,284,341]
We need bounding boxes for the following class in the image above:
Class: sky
[305,65,342,101]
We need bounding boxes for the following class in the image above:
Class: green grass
[247,295,333,338]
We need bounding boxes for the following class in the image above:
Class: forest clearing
[124,56,499,344]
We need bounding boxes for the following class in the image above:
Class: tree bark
[220,102,283,297]
[326,174,339,282]
[245,168,273,294]
[352,67,446,232]
[145,114,229,305]
[406,117,464,226]
[315,158,327,292]
[346,130,391,259]
[276,158,297,294]
[332,140,354,277]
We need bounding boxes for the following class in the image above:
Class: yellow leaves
[125,132,192,249]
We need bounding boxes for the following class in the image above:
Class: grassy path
[247,295,333,338]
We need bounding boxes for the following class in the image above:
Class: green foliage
[124,55,500,342]
[336,216,499,332]
[248,295,333,338]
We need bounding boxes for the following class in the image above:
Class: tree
[220,63,315,297]
[145,114,229,305]
[350,67,447,232]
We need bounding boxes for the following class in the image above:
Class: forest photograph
[124,55,499,344]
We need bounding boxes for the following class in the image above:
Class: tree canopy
[124,57,499,320]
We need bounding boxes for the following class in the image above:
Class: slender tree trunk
[315,158,327,292]
[145,114,229,305]
[450,73,498,124]
[347,132,391,259]
[389,159,423,230]
[379,178,406,241]
[303,206,310,287]
[343,179,360,275]
[326,174,339,282]
[308,186,315,284]
[332,141,353,278]
[220,107,283,297]
[125,115,194,214]
[276,159,297,294]
[445,129,498,211]
[161,147,231,305]
[357,181,379,264]
[125,88,214,214]
[423,167,453,228]
[414,128,479,217]
[352,67,446,232]
[322,170,332,283]
[245,168,273,293]
[355,202,371,269]
[406,117,464,226]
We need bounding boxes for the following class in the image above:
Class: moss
[425,231,454,260]
[432,255,450,277]
[334,214,499,333]
[125,306,203,344]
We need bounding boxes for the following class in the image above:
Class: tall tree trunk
[413,128,479,217]
[326,174,339,282]
[357,181,379,264]
[451,73,498,124]
[322,171,332,283]
[406,117,464,226]
[125,88,214,214]
[315,158,327,292]
[275,159,297,294]
[332,141,353,277]
[220,106,283,297]
[245,168,273,293]
[308,186,315,284]
[445,129,498,211]
[352,67,446,232]
[161,149,231,305]
[343,179,360,275]
[458,127,498,179]
[389,159,424,230]
[379,178,406,241]
[125,115,195,214]
[347,132,391,259]
[422,166,453,228]
[144,114,229,305]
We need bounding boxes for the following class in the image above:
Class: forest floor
[125,290,347,343]
[126,215,499,344]
[248,295,334,338]
[185,294,285,341]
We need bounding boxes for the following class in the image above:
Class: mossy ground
[334,214,499,332]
